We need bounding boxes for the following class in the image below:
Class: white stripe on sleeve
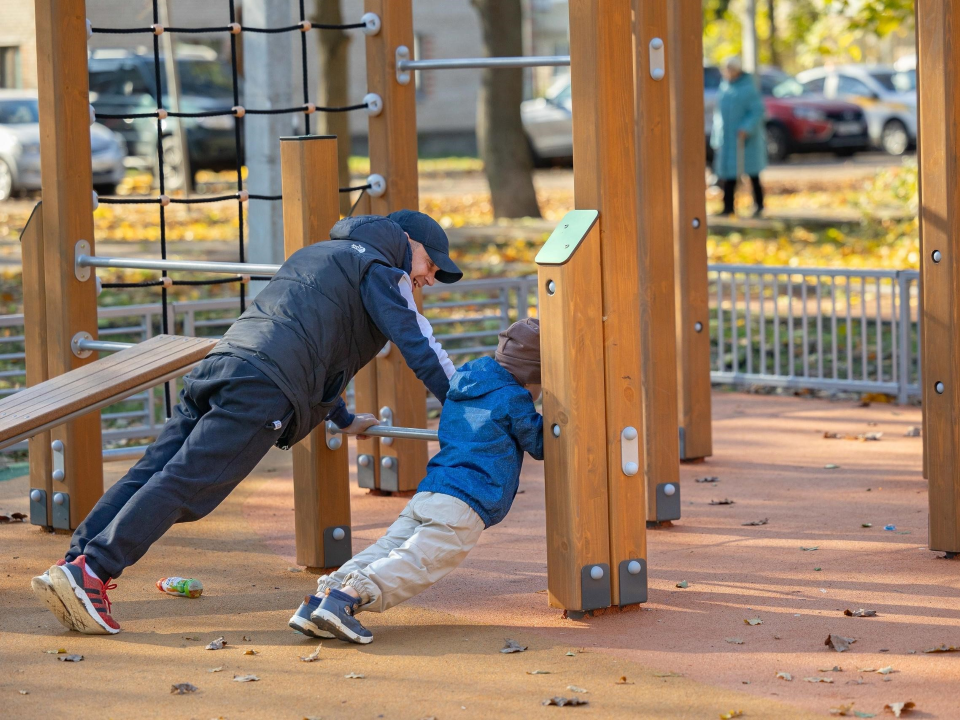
[398,274,457,379]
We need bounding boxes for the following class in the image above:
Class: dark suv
[89,50,241,187]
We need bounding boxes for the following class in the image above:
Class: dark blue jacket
[418,356,543,527]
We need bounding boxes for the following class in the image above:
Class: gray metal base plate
[29,489,48,526]
[322,526,352,568]
[357,455,376,489]
[656,482,681,522]
[618,558,648,605]
[380,457,399,492]
[52,493,70,530]
[579,563,611,611]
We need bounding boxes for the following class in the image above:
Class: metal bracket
[52,439,65,483]
[29,488,48,526]
[52,491,70,530]
[656,482,681,522]
[649,38,665,80]
[324,420,343,452]
[621,426,639,476]
[75,239,91,281]
[379,406,394,446]
[380,455,399,492]
[71,331,93,359]
[678,426,686,460]
[618,559,648,605]
[322,526,352,568]
[580,563,611,611]
[396,45,411,85]
[357,454,376,489]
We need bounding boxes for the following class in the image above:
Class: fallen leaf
[818,666,843,672]
[877,666,895,675]
[205,637,227,651]
[805,676,835,683]
[542,697,588,707]
[653,671,683,677]
[801,546,820,551]
[823,431,845,439]
[344,672,364,679]
[744,618,763,626]
[883,701,915,718]
[695,476,719,483]
[208,667,223,673]
[676,580,689,588]
[904,426,921,437]
[776,671,792,681]
[566,685,588,693]
[862,523,873,528]
[170,683,198,695]
[830,703,855,716]
[233,675,259,683]
[709,498,735,505]
[824,464,840,469]
[922,644,959,653]
[300,644,322,663]
[844,609,878,618]
[18,690,28,695]
[183,636,199,641]
[242,636,251,642]
[57,655,83,662]
[43,649,67,654]
[526,670,551,675]
[243,649,259,656]
[719,711,744,719]
[287,567,303,573]
[858,668,877,673]
[565,652,576,657]
[725,638,745,645]
[815,567,823,571]
[826,634,856,652]
[858,432,883,441]
[501,638,527,654]
[10,512,26,521]
[742,518,768,526]
[615,676,634,685]
[853,713,876,718]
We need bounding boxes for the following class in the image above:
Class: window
[870,70,915,93]
[837,75,874,99]
[89,65,152,98]
[0,98,39,124]
[0,46,21,89]
[801,76,826,94]
[703,66,722,90]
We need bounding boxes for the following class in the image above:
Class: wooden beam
[364,0,427,493]
[568,0,647,606]
[916,1,960,553]
[668,0,713,463]
[35,0,103,529]
[20,203,53,526]
[280,135,352,570]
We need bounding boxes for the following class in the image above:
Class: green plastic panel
[535,210,599,266]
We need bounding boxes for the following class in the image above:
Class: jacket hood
[330,215,410,269]
[447,356,519,401]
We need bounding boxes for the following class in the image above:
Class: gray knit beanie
[495,318,541,385]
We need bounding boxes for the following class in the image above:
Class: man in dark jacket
[289,318,543,645]
[33,211,462,636]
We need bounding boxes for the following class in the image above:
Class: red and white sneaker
[31,559,75,631]
[49,555,120,635]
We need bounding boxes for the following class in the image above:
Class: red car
[759,71,871,162]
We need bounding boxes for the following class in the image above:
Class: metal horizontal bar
[398,55,569,71]
[103,446,148,462]
[77,339,135,353]
[710,264,902,279]
[710,371,903,395]
[331,424,438,441]
[77,254,281,276]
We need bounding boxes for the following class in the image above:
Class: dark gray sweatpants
[66,355,294,581]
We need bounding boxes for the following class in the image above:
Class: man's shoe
[31,559,75,631]
[288,595,335,639]
[49,555,120,635]
[309,588,373,644]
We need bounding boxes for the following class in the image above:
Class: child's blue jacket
[417,356,543,527]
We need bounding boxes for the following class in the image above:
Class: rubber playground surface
[1,391,956,719]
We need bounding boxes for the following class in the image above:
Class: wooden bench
[0,334,216,451]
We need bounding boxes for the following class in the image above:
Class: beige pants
[317,491,484,613]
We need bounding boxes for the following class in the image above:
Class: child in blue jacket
[289,318,543,644]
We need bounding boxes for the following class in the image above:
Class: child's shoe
[49,555,120,635]
[31,559,75,631]
[288,595,334,639]
[309,588,373,644]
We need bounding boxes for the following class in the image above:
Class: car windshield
[869,70,915,93]
[176,60,234,98]
[0,98,40,124]
[769,78,806,98]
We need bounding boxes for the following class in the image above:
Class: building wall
[0,0,36,89]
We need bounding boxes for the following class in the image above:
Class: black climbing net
[89,0,374,414]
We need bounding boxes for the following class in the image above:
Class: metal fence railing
[0,267,919,455]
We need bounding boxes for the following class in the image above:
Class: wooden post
[669,0,713,464]
[21,203,53,527]
[537,212,611,612]
[916,1,960,554]
[364,0,427,493]
[35,0,103,529]
[280,135,352,570]
[568,0,647,607]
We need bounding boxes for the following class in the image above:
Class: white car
[520,75,573,165]
[0,89,126,201]
[794,65,916,155]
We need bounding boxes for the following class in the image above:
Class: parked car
[89,47,241,187]
[794,64,917,155]
[520,75,572,165]
[0,90,125,201]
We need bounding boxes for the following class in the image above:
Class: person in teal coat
[711,56,768,217]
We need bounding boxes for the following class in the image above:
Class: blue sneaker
[310,588,373,644]
[288,595,335,639]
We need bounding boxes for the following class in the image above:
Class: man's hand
[342,412,379,440]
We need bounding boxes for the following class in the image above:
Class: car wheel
[94,183,118,197]
[881,119,909,156]
[0,158,13,202]
[526,135,548,169]
[765,123,789,163]
[159,135,187,191]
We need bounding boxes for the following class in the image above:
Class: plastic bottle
[157,577,203,598]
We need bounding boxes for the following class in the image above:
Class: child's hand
[343,413,379,440]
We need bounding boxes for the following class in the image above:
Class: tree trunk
[470,0,541,218]
[313,0,353,215]
[768,0,780,67]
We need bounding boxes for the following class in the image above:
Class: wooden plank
[916,0,960,552]
[364,0,427,492]
[568,0,646,606]
[35,0,104,527]
[669,0,713,463]
[280,135,352,570]
[538,216,610,611]
[20,202,52,525]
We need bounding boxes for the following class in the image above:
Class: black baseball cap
[388,209,463,284]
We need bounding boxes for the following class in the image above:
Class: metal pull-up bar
[331,424,439,442]
[394,47,570,84]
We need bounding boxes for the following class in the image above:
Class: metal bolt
[358,455,371,468]
[933,250,943,263]
[552,424,561,438]
[590,565,604,581]
[327,436,342,451]
[52,470,65,482]
[936,381,945,394]
[30,489,42,502]
[546,280,556,295]
[622,426,638,441]
[663,483,677,497]
[52,440,64,452]
[624,461,639,476]
[627,560,642,576]
[694,321,703,333]
[53,493,65,506]
[692,218,701,229]
[332,527,346,541]
[382,457,394,469]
